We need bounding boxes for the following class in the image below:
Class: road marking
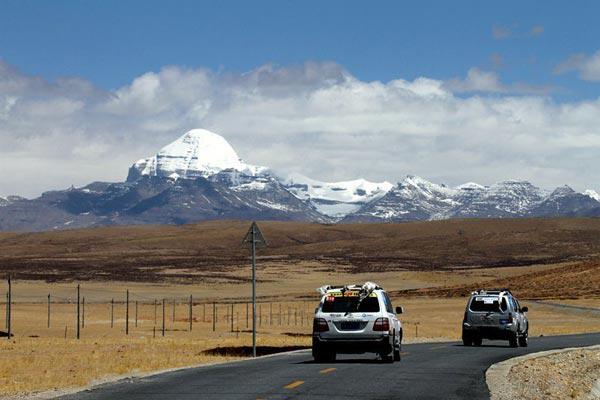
[284,380,305,389]
[319,367,336,374]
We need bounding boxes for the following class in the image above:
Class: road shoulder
[486,344,600,400]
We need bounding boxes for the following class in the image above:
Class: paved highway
[60,333,600,400]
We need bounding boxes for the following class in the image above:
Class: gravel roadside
[487,345,600,400]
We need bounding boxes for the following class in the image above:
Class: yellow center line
[319,367,337,374]
[284,380,305,390]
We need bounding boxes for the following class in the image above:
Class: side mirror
[521,306,528,313]
[314,307,319,314]
[395,306,403,314]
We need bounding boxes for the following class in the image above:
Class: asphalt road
[59,333,600,400]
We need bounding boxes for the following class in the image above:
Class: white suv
[312,282,403,362]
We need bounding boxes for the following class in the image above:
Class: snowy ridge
[585,189,600,202]
[346,176,600,222]
[283,173,393,218]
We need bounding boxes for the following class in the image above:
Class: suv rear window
[322,296,380,313]
[469,296,501,312]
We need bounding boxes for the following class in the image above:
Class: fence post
[246,302,249,328]
[162,298,165,337]
[47,293,51,328]
[279,303,282,326]
[154,299,157,326]
[7,275,11,340]
[76,284,80,339]
[5,292,8,330]
[259,304,262,327]
[172,299,175,326]
[135,300,138,328]
[82,296,85,329]
[230,303,234,333]
[111,298,114,328]
[212,302,216,332]
[125,289,129,335]
[189,295,192,332]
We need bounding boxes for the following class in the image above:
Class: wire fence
[0,279,318,340]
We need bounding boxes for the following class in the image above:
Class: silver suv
[312,282,403,362]
[462,289,529,347]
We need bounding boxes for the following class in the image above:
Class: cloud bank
[0,60,599,197]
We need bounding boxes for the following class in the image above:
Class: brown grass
[394,261,600,299]
[2,218,600,283]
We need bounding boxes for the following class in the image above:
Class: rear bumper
[313,334,391,354]
[463,323,515,340]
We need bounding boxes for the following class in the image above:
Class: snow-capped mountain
[127,129,268,181]
[283,173,393,218]
[1,128,599,232]
[345,177,600,222]
[343,175,458,222]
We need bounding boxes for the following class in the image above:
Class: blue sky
[1,1,600,197]
[1,0,598,98]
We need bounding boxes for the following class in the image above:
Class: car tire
[518,331,528,347]
[313,346,335,362]
[380,353,394,363]
[462,331,473,346]
[394,348,401,361]
[509,332,518,348]
[473,336,482,346]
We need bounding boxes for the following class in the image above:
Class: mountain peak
[127,129,267,181]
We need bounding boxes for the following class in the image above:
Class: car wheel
[394,348,401,361]
[313,346,335,362]
[518,331,528,347]
[473,336,482,346]
[380,353,394,363]
[509,332,518,348]
[462,331,473,346]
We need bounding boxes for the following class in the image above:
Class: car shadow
[452,344,517,349]
[297,358,388,365]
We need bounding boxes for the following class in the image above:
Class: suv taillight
[373,317,390,331]
[313,318,329,332]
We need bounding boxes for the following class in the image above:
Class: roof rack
[471,288,512,296]
[317,282,382,296]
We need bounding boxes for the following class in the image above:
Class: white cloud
[444,68,553,95]
[555,50,600,81]
[0,59,599,198]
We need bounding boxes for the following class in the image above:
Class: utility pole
[242,221,267,358]
[47,293,51,328]
[111,298,114,328]
[82,296,85,329]
[135,300,138,328]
